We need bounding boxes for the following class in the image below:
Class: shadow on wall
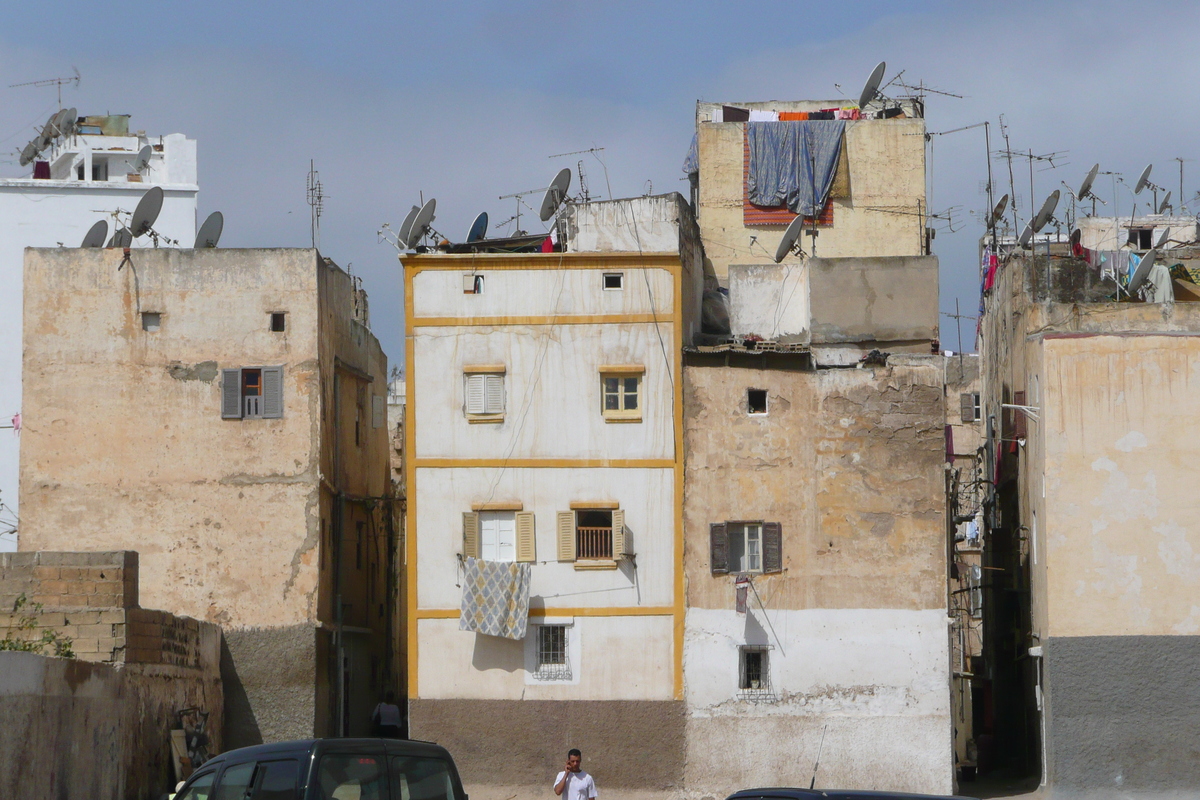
[471,632,523,673]
[221,636,264,751]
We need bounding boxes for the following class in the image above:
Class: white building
[0,113,198,542]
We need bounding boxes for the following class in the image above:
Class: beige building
[19,247,394,746]
[978,240,1200,794]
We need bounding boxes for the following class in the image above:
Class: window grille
[535,625,571,681]
[738,645,775,701]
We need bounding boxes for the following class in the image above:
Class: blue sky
[4,0,1199,361]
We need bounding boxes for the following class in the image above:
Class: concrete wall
[0,651,222,800]
[682,354,952,795]
[695,111,927,283]
[808,256,939,346]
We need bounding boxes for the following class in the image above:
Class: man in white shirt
[553,749,597,800]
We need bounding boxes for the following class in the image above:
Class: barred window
[534,625,571,681]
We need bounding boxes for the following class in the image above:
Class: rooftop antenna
[1173,157,1192,213]
[808,724,828,790]
[195,211,224,248]
[774,214,807,263]
[497,186,544,235]
[306,160,325,250]
[8,67,81,108]
[549,146,610,200]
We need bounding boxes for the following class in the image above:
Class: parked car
[170,738,466,800]
[728,787,979,800]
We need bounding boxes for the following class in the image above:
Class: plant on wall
[0,593,74,658]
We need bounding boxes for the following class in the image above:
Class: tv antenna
[1172,157,1192,213]
[497,186,543,235]
[550,146,610,200]
[8,67,81,108]
[306,160,325,249]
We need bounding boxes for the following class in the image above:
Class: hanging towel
[746,120,846,216]
[459,557,532,640]
[779,111,808,121]
[748,109,779,121]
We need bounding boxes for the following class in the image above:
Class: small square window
[535,625,572,681]
[463,274,484,294]
[603,273,624,290]
[600,371,643,421]
[464,372,505,419]
[747,389,767,414]
[728,523,763,573]
[270,312,286,332]
[141,312,161,332]
[739,646,770,692]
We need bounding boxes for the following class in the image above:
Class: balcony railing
[576,527,613,560]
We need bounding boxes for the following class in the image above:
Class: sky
[3,0,1200,361]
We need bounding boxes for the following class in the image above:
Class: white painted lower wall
[684,607,953,795]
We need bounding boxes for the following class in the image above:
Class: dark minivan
[171,738,465,800]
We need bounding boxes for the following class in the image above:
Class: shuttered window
[220,366,284,420]
[710,520,782,575]
[464,373,505,418]
[557,507,628,563]
[464,510,535,562]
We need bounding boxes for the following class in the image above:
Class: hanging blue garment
[746,121,846,216]
[682,133,699,176]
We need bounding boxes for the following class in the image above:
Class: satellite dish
[63,108,76,135]
[1018,223,1034,249]
[1155,227,1171,248]
[107,228,133,248]
[774,214,806,263]
[403,198,436,249]
[988,194,1010,227]
[130,187,164,238]
[1032,190,1060,233]
[1134,164,1152,194]
[396,204,421,248]
[1158,191,1172,215]
[81,220,108,248]
[466,212,489,243]
[1078,163,1099,200]
[19,141,39,167]
[858,61,887,110]
[1128,247,1159,293]
[133,145,152,172]
[539,168,572,222]
[195,211,224,248]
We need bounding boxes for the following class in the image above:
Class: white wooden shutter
[484,375,505,415]
[262,366,284,419]
[612,509,626,558]
[465,375,485,415]
[462,512,480,559]
[221,368,242,419]
[516,512,536,563]
[557,511,576,562]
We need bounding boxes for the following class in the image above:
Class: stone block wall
[0,550,138,610]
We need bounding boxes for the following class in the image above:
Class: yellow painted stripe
[404,261,419,700]
[414,458,674,469]
[413,314,667,328]
[673,266,686,702]
[415,606,674,620]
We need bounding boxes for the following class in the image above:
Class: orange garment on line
[778,111,808,121]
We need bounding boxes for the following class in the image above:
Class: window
[463,274,484,294]
[603,273,624,290]
[960,392,981,423]
[213,762,255,800]
[557,507,626,564]
[175,771,216,800]
[599,366,644,422]
[1127,228,1153,249]
[739,646,770,692]
[92,160,108,181]
[463,368,505,421]
[314,754,388,800]
[710,521,782,575]
[535,624,572,681]
[141,312,161,332]
[270,312,286,332]
[251,760,300,800]
[747,389,767,415]
[462,510,535,562]
[221,366,284,420]
[389,756,456,800]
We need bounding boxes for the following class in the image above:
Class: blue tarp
[746,121,846,216]
[682,133,699,176]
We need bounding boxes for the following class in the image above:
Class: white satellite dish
[466,211,489,243]
[397,204,421,248]
[1078,163,1099,201]
[858,61,887,110]
[1031,190,1060,233]
[539,168,572,222]
[1128,247,1159,293]
[1158,191,1172,215]
[130,187,164,238]
[1018,223,1034,249]
[403,198,436,249]
[988,194,1009,228]
[81,220,108,248]
[133,145,152,172]
[63,108,76,135]
[774,214,806,263]
[1155,227,1171,248]
[195,211,224,247]
[19,141,39,167]
[1134,164,1152,194]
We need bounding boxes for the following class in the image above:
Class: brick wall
[0,551,215,668]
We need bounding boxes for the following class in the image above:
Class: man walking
[553,749,597,800]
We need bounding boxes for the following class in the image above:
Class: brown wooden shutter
[1013,391,1027,439]
[515,512,536,563]
[221,368,242,419]
[462,512,480,559]
[960,393,975,423]
[612,509,626,558]
[762,522,783,574]
[557,511,576,562]
[710,522,729,574]
[262,366,284,419]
